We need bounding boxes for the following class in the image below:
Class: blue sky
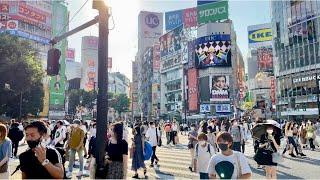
[66,0,271,80]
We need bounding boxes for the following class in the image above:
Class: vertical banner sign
[153,44,160,71]
[165,10,182,31]
[182,7,198,28]
[188,68,199,111]
[197,1,228,24]
[270,76,276,106]
[238,65,244,99]
[49,2,67,110]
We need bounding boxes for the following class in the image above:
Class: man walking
[66,120,85,178]
[53,121,67,166]
[172,117,179,145]
[229,119,242,152]
[8,122,24,158]
[146,121,160,167]
[164,121,172,144]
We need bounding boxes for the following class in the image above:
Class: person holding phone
[19,121,64,179]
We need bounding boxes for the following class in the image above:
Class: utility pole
[93,0,109,177]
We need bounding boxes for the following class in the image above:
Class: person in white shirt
[172,117,179,145]
[81,121,88,157]
[122,121,128,142]
[194,132,215,179]
[240,122,248,153]
[207,132,252,179]
[145,121,160,167]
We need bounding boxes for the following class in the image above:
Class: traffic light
[47,48,61,76]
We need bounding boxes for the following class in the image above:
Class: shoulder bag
[234,151,241,179]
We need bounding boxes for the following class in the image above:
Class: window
[18,22,26,30]
[9,5,17,13]
[27,24,33,33]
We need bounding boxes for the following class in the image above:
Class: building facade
[109,72,130,96]
[271,1,320,119]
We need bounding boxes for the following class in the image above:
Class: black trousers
[151,146,159,164]
[12,141,19,157]
[171,131,177,145]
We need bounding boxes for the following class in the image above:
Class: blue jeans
[233,142,241,152]
[282,136,299,155]
[199,172,209,179]
[69,148,84,172]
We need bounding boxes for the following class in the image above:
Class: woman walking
[258,125,281,179]
[282,122,300,157]
[105,122,128,179]
[306,121,316,151]
[131,126,147,178]
[0,124,12,179]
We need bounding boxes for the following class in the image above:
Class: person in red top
[164,121,172,145]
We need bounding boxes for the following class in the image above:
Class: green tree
[109,93,130,114]
[0,33,45,118]
[68,89,95,113]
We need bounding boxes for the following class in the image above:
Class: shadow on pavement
[284,156,320,166]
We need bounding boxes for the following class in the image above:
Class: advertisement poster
[66,48,75,61]
[270,76,276,106]
[257,47,273,72]
[197,0,217,6]
[49,2,67,110]
[182,7,197,28]
[159,25,183,59]
[215,104,231,113]
[139,11,163,38]
[195,34,231,68]
[197,1,228,24]
[210,75,230,102]
[247,23,272,48]
[153,44,160,71]
[188,68,199,111]
[165,10,182,31]
[81,36,98,91]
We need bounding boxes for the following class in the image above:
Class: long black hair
[134,125,141,136]
[112,122,123,143]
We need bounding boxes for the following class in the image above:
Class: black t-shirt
[19,147,62,179]
[260,134,281,152]
[105,139,128,162]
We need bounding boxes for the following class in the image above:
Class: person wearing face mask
[19,121,64,179]
[288,123,306,156]
[229,119,242,152]
[66,120,85,178]
[257,125,281,179]
[306,121,316,151]
[188,123,198,172]
[145,121,160,167]
[207,132,252,179]
[193,132,215,179]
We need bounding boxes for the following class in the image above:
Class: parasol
[251,119,283,140]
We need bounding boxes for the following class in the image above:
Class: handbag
[187,142,194,149]
[272,152,284,164]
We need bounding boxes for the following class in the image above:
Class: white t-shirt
[146,127,160,147]
[207,151,252,179]
[123,128,128,142]
[54,127,66,145]
[81,125,87,134]
[194,143,215,173]
[89,128,96,138]
[172,124,178,131]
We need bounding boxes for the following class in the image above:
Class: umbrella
[251,119,283,140]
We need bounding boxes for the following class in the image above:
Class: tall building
[246,23,275,117]
[109,72,130,96]
[271,1,320,119]
[132,60,139,117]
[0,1,68,119]
[137,11,163,120]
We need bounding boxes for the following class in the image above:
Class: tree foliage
[68,89,95,113]
[109,93,130,114]
[0,34,45,118]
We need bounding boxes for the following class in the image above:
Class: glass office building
[271,0,320,119]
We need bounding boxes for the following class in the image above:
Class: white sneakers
[66,171,83,178]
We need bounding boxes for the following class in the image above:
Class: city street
[9,129,320,179]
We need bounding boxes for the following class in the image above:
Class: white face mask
[267,129,273,134]
[200,140,206,146]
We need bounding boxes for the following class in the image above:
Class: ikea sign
[248,28,272,44]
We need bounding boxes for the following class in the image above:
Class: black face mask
[27,138,41,149]
[218,143,229,151]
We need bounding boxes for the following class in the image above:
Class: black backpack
[196,143,212,157]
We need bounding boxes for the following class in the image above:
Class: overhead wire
[54,0,90,39]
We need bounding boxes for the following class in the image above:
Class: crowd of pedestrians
[0,116,318,179]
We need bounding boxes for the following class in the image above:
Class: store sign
[200,104,210,113]
[197,1,228,24]
[243,102,254,110]
[270,76,276,106]
[0,29,50,44]
[182,7,197,28]
[18,4,47,23]
[160,55,181,71]
[248,28,272,43]
[215,104,231,113]
[165,10,182,31]
[0,14,11,21]
[0,4,9,13]
[292,74,320,84]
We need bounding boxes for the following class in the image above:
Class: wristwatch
[42,159,50,166]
